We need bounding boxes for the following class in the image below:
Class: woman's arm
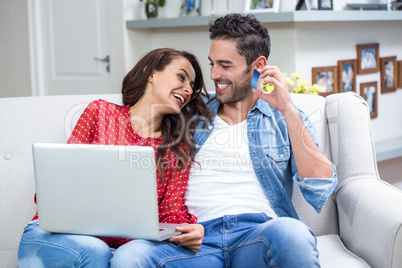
[158,161,204,252]
[67,100,99,144]
[158,162,198,224]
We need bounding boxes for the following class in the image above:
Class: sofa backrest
[0,94,121,251]
[290,92,381,237]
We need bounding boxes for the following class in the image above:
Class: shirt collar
[251,98,273,117]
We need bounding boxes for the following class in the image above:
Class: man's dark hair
[209,13,271,66]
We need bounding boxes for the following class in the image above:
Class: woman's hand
[169,223,204,252]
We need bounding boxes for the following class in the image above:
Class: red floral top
[33,99,197,248]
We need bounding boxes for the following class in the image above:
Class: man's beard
[215,68,253,104]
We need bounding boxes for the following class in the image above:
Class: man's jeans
[18,214,320,267]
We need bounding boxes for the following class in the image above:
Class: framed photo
[356,43,379,74]
[338,59,357,92]
[244,0,280,13]
[308,0,319,10]
[398,61,402,88]
[180,0,201,17]
[360,81,378,119]
[380,56,397,93]
[318,0,333,10]
[312,66,338,96]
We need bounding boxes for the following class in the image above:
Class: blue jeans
[111,213,320,267]
[18,220,113,267]
[18,214,320,267]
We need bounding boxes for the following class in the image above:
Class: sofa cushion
[317,234,369,267]
[0,250,18,268]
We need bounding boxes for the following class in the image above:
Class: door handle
[94,55,110,72]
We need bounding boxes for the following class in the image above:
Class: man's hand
[169,224,204,253]
[253,65,297,118]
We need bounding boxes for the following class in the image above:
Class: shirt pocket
[264,145,290,162]
[264,145,290,170]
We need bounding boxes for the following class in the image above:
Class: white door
[32,0,113,95]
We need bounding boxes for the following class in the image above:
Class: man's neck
[217,95,258,125]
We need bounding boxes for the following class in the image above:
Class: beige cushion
[0,250,18,268]
[317,234,369,267]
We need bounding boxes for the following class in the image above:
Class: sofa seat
[317,234,369,267]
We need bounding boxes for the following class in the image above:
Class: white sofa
[1,92,402,267]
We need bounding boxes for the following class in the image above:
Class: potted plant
[140,0,166,18]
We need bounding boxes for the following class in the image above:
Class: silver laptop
[32,143,182,241]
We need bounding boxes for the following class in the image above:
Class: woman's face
[148,56,195,114]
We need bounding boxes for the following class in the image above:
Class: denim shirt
[193,94,338,219]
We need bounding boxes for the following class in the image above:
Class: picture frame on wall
[360,81,378,119]
[318,0,333,10]
[308,0,319,10]
[245,0,280,13]
[180,0,201,17]
[398,61,402,88]
[380,56,397,93]
[312,66,338,96]
[338,59,357,92]
[356,43,380,74]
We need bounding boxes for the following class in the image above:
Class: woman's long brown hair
[122,48,212,180]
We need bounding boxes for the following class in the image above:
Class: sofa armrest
[336,178,402,268]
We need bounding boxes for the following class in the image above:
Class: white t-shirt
[185,115,277,223]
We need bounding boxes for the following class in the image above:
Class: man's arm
[253,65,333,179]
[282,105,332,178]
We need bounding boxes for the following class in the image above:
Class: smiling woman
[17,48,212,266]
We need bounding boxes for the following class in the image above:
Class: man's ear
[255,56,267,70]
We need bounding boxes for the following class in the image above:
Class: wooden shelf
[126,11,402,29]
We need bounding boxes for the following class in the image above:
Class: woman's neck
[129,103,164,138]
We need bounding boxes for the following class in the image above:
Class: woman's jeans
[18,214,320,268]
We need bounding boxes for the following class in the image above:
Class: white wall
[294,21,402,142]
[0,0,31,97]
[1,0,400,143]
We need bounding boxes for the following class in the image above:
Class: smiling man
[111,13,338,268]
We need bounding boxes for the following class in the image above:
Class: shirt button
[280,154,284,158]
[4,153,12,160]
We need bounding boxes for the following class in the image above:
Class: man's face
[208,39,253,104]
